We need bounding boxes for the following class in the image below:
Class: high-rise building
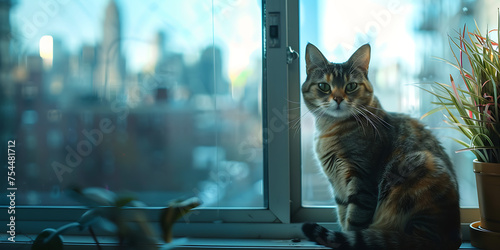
[94,0,126,101]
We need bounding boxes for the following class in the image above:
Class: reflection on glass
[300,0,498,207]
[0,0,263,208]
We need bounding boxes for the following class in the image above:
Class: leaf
[427,16,500,163]
[421,106,446,120]
[32,228,64,250]
[456,146,500,153]
[115,196,136,207]
[461,116,495,123]
[77,209,100,230]
[70,187,117,207]
[450,75,464,107]
[160,197,201,243]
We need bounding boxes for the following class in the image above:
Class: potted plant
[32,187,201,250]
[423,13,500,249]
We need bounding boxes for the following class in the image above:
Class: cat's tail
[302,222,461,250]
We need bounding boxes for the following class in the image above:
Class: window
[0,0,489,244]
[2,1,299,239]
[4,0,264,208]
[2,0,284,237]
[300,0,498,210]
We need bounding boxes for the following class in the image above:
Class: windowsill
[0,235,481,249]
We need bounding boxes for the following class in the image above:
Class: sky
[10,0,262,74]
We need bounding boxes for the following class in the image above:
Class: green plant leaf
[31,228,63,250]
[160,197,201,243]
[426,17,500,163]
[115,196,136,207]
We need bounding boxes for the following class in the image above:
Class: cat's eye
[345,83,358,93]
[317,83,331,93]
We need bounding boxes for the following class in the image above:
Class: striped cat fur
[301,43,461,250]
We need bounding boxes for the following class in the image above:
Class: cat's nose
[333,96,344,105]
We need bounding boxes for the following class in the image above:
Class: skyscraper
[94,0,126,101]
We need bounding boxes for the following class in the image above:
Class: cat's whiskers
[359,105,393,129]
[286,98,301,105]
[352,106,382,138]
[290,106,322,137]
[315,105,330,123]
[286,98,303,135]
[364,105,388,113]
[349,108,367,135]
[289,115,302,137]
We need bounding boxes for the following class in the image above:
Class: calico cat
[301,43,461,250]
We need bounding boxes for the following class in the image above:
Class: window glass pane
[1,0,263,208]
[300,0,497,207]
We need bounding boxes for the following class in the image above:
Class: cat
[301,43,462,250]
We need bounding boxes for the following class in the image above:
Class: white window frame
[2,0,480,241]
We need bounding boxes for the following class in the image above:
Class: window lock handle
[286,46,299,64]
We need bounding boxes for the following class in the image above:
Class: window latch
[286,46,299,64]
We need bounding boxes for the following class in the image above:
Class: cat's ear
[305,43,329,75]
[347,44,371,73]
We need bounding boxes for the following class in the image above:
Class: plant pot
[473,160,500,232]
[470,221,500,250]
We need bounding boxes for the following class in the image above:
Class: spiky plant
[423,15,500,163]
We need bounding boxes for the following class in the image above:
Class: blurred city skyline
[0,0,265,207]
[11,0,262,75]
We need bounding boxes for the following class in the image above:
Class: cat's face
[302,44,374,119]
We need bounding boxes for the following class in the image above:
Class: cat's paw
[302,223,343,249]
[302,222,319,241]
[302,222,329,244]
